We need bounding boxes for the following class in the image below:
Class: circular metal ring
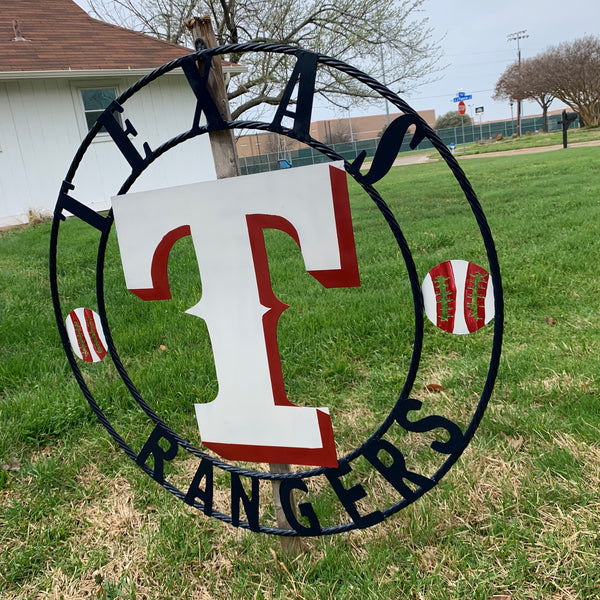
[50,43,503,536]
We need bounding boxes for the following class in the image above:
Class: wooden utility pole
[184,17,302,553]
[184,16,239,178]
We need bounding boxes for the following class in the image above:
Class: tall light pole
[507,29,528,136]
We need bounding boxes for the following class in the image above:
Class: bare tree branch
[495,35,600,127]
[86,0,443,119]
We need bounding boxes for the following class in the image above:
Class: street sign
[458,101,466,115]
[453,94,472,102]
[475,106,484,114]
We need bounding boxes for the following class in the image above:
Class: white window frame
[71,82,122,142]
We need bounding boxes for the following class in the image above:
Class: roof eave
[0,63,247,81]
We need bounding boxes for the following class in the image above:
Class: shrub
[28,208,51,226]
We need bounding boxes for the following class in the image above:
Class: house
[0,0,242,227]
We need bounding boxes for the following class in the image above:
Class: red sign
[458,100,466,115]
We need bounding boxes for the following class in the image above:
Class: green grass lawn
[450,126,600,156]
[1,146,599,599]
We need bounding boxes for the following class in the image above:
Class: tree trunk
[542,105,549,133]
[184,16,240,179]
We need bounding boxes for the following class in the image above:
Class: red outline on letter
[210,166,360,467]
[308,166,360,288]
[130,225,192,300]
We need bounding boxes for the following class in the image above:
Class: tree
[494,61,525,106]
[494,56,555,132]
[545,36,600,126]
[435,111,471,129]
[258,131,280,154]
[324,119,352,145]
[85,0,442,119]
[493,61,526,134]
[522,56,556,132]
[494,36,600,128]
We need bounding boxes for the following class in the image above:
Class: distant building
[236,110,437,158]
[0,0,243,227]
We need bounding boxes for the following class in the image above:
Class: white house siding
[0,82,31,223]
[0,73,216,227]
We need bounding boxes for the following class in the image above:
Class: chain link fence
[239,113,579,175]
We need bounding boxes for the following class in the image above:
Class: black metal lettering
[363,438,435,501]
[271,51,318,141]
[394,398,465,454]
[279,478,322,535]
[325,462,384,529]
[136,425,178,483]
[55,181,111,232]
[184,458,213,516]
[350,114,427,185]
[181,54,227,131]
[97,101,152,172]
[230,473,260,531]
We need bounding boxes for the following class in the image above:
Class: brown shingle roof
[0,0,193,73]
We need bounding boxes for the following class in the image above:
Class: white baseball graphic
[65,308,108,362]
[422,260,494,334]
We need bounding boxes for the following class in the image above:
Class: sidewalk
[456,139,600,161]
[394,139,600,166]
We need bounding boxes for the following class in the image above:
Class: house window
[80,87,119,131]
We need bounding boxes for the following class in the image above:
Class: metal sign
[458,100,466,115]
[50,44,503,536]
[475,106,484,114]
[453,92,472,102]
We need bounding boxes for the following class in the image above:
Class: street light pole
[507,29,528,136]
